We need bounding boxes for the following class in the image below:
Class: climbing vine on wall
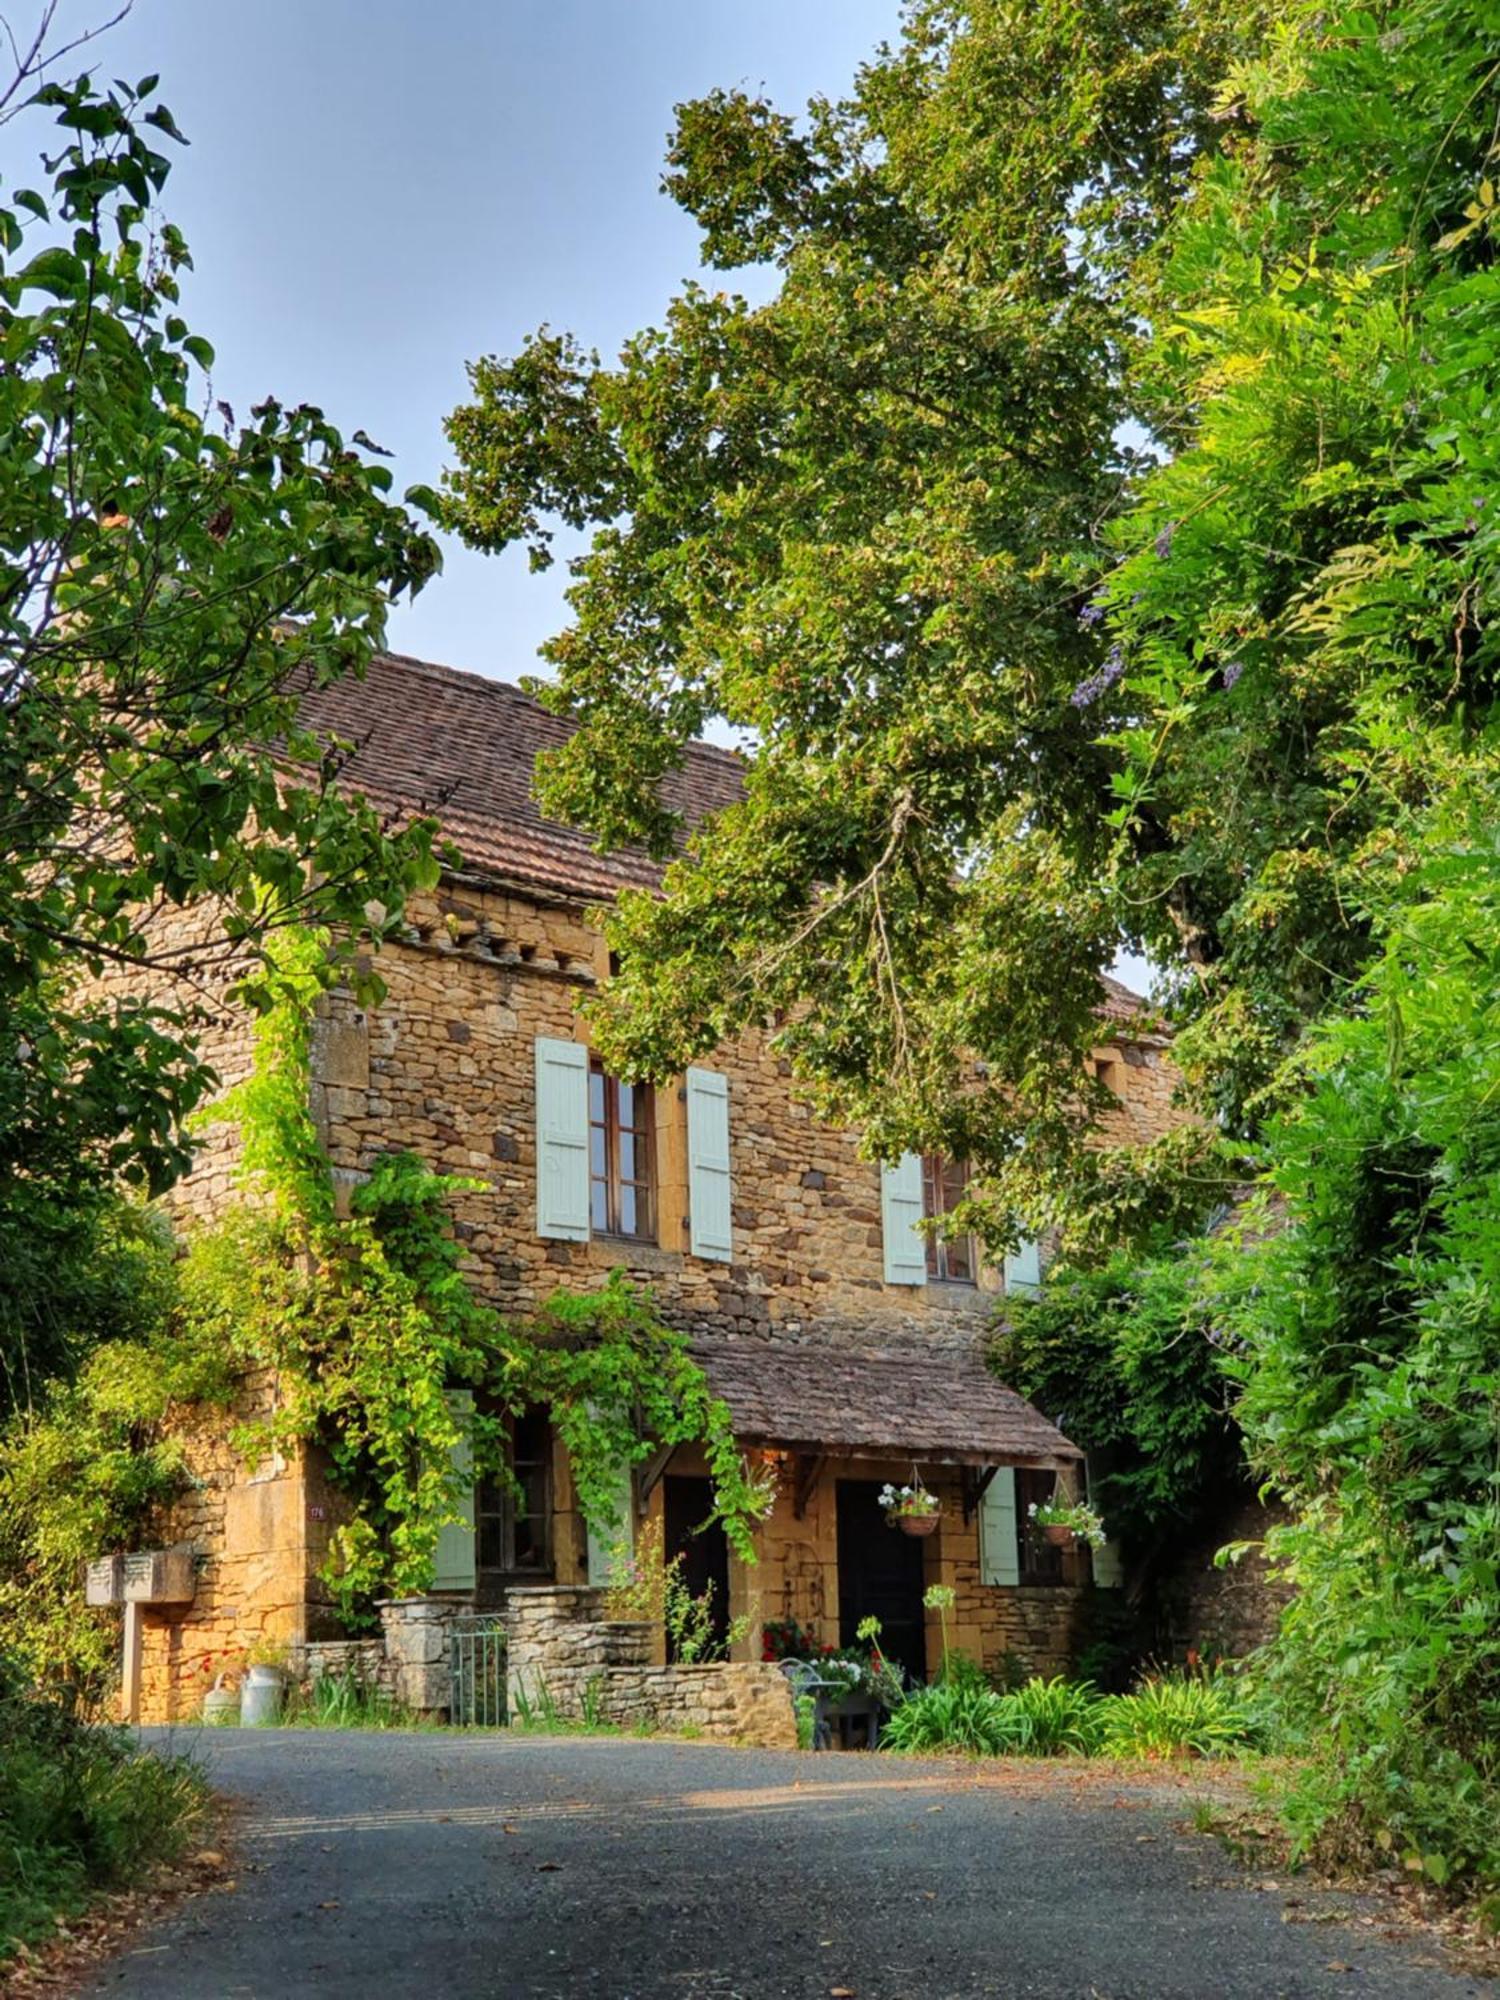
[204,928,771,1621]
[0,928,772,1674]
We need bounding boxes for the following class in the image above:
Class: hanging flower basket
[1028,1498,1107,1552]
[879,1479,939,1535]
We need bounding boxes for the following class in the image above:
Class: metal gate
[449,1613,508,1727]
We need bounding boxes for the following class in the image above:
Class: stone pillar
[377,1596,461,1718]
[503,1585,653,1718]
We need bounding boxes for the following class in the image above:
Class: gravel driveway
[86,1730,1491,2000]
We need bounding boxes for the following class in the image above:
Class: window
[1016,1468,1066,1586]
[921,1153,975,1284]
[476,1407,553,1578]
[589,1060,656,1239]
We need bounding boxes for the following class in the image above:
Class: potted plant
[1028,1496,1107,1550]
[879,1480,940,1537]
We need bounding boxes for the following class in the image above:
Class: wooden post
[122,1600,145,1726]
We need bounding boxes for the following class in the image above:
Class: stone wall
[304,877,1182,1358]
[132,1370,317,1723]
[504,1585,797,1749]
[1166,1498,1294,1662]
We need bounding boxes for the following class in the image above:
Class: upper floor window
[589,1060,656,1239]
[922,1154,975,1285]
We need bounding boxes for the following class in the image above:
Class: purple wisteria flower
[1071,643,1126,709]
[1078,593,1107,628]
[1222,660,1243,691]
[1154,520,1175,560]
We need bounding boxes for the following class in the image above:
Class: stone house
[119,649,1182,1722]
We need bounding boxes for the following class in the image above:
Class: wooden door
[663,1474,731,1658]
[837,1479,927,1683]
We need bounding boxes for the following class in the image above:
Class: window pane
[619,1184,637,1236]
[943,1158,968,1212]
[619,1131,636,1182]
[589,1068,605,1120]
[922,1155,941,1220]
[947,1234,975,1283]
[591,1179,608,1232]
[616,1080,634,1127]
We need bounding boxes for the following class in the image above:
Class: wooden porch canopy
[691,1337,1081,1478]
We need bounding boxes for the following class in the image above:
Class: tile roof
[293,648,1154,1030]
[693,1337,1081,1466]
[292,649,744,904]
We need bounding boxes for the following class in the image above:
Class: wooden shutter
[535,1037,590,1241]
[686,1066,733,1262]
[1004,1235,1043,1294]
[979,1467,1021,1586]
[432,1389,476,1591]
[585,1463,636,1586]
[881,1152,927,1286]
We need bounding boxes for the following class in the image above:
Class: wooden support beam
[792,1452,825,1520]
[636,1443,676,1515]
[962,1464,1000,1524]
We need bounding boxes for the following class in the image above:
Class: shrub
[1000,1676,1106,1757]
[1099,1673,1255,1759]
[0,1654,207,1963]
[881,1680,1024,1757]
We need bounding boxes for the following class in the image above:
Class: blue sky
[38,0,903,677]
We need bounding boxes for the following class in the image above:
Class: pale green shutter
[686,1066,733,1262]
[433,1389,476,1591]
[979,1467,1021,1586]
[586,1463,636,1585]
[1087,1453,1124,1587]
[535,1037,590,1241]
[881,1152,926,1286]
[1004,1236,1043,1294]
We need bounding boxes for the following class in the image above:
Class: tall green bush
[1209,794,1500,1895]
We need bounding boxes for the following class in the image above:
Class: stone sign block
[85,1555,124,1605]
[122,1548,196,1604]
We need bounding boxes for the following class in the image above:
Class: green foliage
[0,1270,236,1705]
[0,66,444,1411]
[0,1652,207,1963]
[438,0,1261,1258]
[1099,1674,1257,1760]
[882,1678,1025,1758]
[1206,787,1500,1893]
[883,1670,1252,1760]
[999,1676,1108,1757]
[281,1666,421,1731]
[993,1252,1241,1563]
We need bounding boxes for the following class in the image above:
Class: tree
[437,0,1264,1255]
[0,66,444,1405]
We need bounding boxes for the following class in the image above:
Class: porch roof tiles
[692,1338,1081,1468]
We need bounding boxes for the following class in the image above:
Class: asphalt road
[86,1730,1492,2000]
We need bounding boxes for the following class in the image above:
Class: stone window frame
[588,1057,657,1242]
[921,1153,976,1285]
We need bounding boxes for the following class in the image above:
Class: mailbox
[85,1555,124,1606]
[121,1549,196,1604]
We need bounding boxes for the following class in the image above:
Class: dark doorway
[663,1474,731,1659]
[837,1479,927,1684]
